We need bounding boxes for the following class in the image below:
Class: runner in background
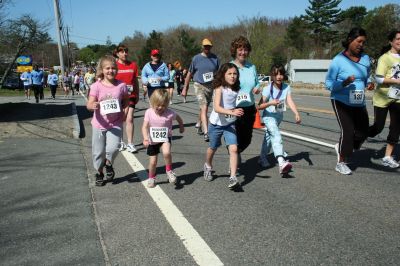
[47,68,58,99]
[325,27,374,175]
[141,49,169,99]
[181,38,220,142]
[84,67,96,96]
[20,69,32,100]
[113,44,140,153]
[167,63,176,104]
[368,29,400,168]
[31,64,44,103]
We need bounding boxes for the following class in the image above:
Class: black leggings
[331,100,369,158]
[369,103,400,144]
[235,105,256,153]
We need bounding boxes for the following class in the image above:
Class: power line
[69,34,108,43]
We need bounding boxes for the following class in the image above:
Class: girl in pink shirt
[87,56,129,186]
[142,89,184,188]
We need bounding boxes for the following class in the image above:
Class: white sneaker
[147,178,156,188]
[335,162,352,175]
[382,156,399,168]
[228,176,239,189]
[126,143,137,153]
[166,170,177,184]
[119,141,126,152]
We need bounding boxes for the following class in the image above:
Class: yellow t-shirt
[373,52,400,108]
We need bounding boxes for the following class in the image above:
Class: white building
[286,59,332,84]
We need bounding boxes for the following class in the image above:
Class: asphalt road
[1,90,399,265]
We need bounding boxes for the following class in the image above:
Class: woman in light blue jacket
[325,27,374,175]
[141,49,169,99]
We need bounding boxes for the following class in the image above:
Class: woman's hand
[232,108,244,117]
[343,75,355,87]
[366,82,375,91]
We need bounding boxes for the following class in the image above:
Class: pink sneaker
[279,161,292,174]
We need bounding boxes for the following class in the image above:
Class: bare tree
[0,14,50,85]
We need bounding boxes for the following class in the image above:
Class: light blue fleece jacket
[141,62,169,88]
[325,52,371,107]
[231,60,260,107]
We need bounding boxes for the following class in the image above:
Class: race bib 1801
[150,127,169,143]
[100,98,121,115]
[202,72,213,83]
[349,90,365,104]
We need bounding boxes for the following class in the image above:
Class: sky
[5,0,398,48]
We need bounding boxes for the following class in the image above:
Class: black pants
[235,104,256,153]
[32,84,42,102]
[331,100,369,158]
[50,85,57,98]
[176,81,182,95]
[369,103,400,144]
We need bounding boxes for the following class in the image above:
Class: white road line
[121,151,224,266]
[81,94,222,265]
[281,131,335,149]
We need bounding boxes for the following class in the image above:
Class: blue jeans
[260,114,284,159]
[208,123,237,149]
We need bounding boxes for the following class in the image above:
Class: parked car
[1,73,23,90]
[259,75,271,87]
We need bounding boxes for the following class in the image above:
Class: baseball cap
[202,38,213,46]
[151,49,160,56]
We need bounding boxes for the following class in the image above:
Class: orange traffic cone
[253,109,264,129]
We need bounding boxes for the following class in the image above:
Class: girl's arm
[257,95,279,110]
[286,93,301,124]
[86,95,99,111]
[142,120,150,147]
[141,65,149,85]
[121,93,129,109]
[175,114,185,133]
[213,86,244,117]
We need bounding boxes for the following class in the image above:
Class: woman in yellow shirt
[369,30,400,168]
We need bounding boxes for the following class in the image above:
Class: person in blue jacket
[325,27,375,175]
[31,64,44,103]
[47,68,59,99]
[141,49,169,99]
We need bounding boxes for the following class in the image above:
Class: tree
[139,30,163,68]
[303,0,343,50]
[339,6,367,28]
[0,14,50,86]
[362,4,400,59]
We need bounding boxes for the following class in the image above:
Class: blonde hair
[150,89,170,108]
[96,55,117,80]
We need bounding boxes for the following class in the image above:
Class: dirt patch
[0,102,76,139]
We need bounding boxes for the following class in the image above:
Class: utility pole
[53,0,65,86]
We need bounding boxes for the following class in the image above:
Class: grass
[0,88,25,96]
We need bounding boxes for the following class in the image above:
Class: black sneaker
[105,163,115,182]
[95,172,105,186]
[204,133,210,142]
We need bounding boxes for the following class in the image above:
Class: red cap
[151,49,160,56]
